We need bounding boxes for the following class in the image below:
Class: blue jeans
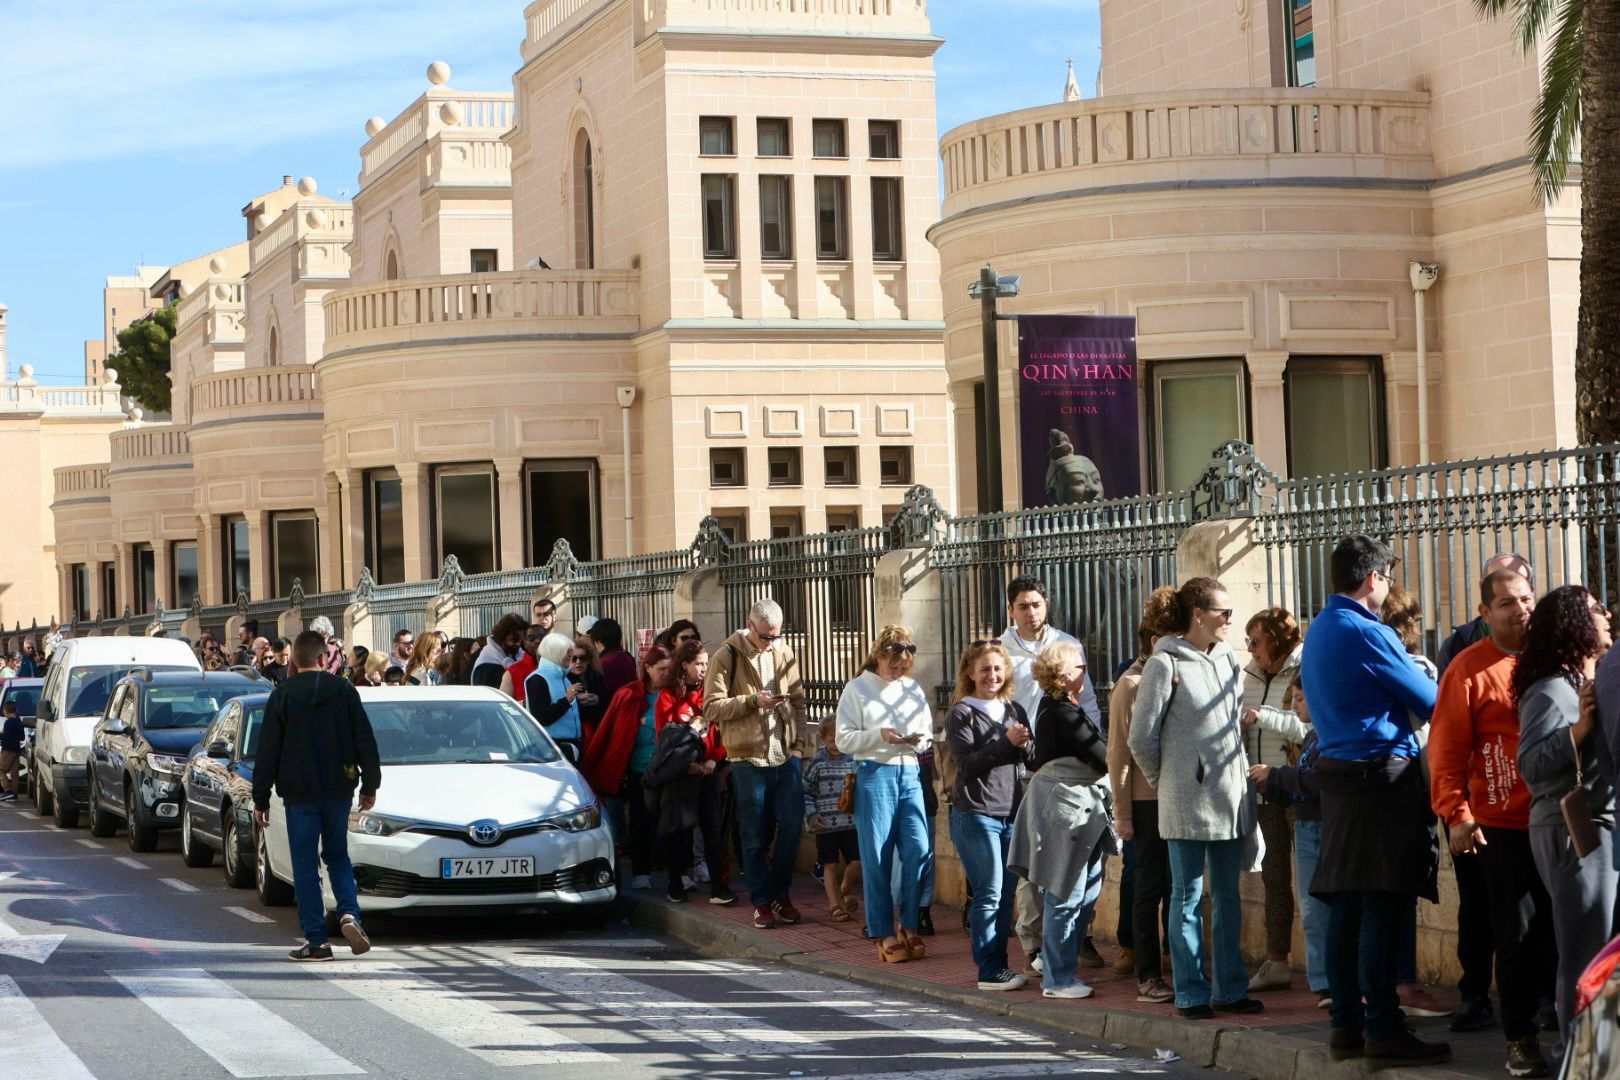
[949,808,1016,980]
[284,798,360,945]
[1167,837,1247,1008]
[1325,890,1406,1040]
[1293,819,1330,993]
[1041,839,1105,989]
[854,760,927,934]
[732,760,804,906]
[891,814,936,910]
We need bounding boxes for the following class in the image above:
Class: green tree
[1476,0,1619,443]
[106,302,177,413]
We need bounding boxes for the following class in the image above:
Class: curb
[618,892,1482,1080]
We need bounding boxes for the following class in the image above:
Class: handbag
[836,770,857,814]
[1561,725,1601,859]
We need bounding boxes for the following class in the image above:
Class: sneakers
[1450,995,1496,1032]
[1317,991,1333,1009]
[753,903,778,929]
[1136,978,1174,1004]
[1042,981,1094,999]
[1078,937,1106,969]
[338,914,370,956]
[1329,1028,1365,1061]
[680,875,696,892]
[916,907,934,936]
[1397,984,1450,1018]
[1505,1036,1550,1078]
[1214,996,1265,1015]
[1026,953,1045,976]
[1364,1028,1453,1065]
[810,862,825,884]
[666,886,688,904]
[769,898,801,925]
[1111,947,1136,976]
[709,885,738,906]
[288,942,334,962]
[977,969,1029,992]
[1247,959,1292,992]
[1178,1003,1215,1020]
[630,874,652,890]
[691,861,711,885]
[0,791,17,803]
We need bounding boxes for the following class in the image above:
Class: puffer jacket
[1241,644,1307,766]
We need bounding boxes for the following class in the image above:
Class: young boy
[803,720,862,920]
[0,700,25,802]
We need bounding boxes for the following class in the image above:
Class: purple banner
[1017,315,1140,507]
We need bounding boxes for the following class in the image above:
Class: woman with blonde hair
[361,650,390,686]
[403,632,445,686]
[836,624,933,963]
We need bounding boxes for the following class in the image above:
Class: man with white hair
[294,616,345,676]
[705,598,809,929]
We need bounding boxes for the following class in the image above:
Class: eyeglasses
[1243,635,1261,648]
[1206,608,1235,620]
[567,653,586,662]
[884,642,918,656]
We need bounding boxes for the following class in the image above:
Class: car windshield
[239,705,264,758]
[146,687,245,729]
[3,686,40,717]
[364,700,561,766]
[66,665,194,717]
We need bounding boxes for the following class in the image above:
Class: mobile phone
[903,732,924,743]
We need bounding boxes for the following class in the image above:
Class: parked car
[179,693,270,890]
[88,671,259,850]
[257,686,616,927]
[2,677,42,790]
[32,638,202,826]
[1561,931,1620,1080]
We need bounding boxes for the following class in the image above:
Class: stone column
[58,565,72,624]
[318,472,342,591]
[1245,351,1290,479]
[399,464,432,583]
[152,541,171,613]
[247,509,271,601]
[90,555,109,621]
[198,518,221,605]
[338,470,366,589]
[117,542,136,614]
[494,458,526,571]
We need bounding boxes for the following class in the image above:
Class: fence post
[344,568,376,651]
[676,567,728,646]
[427,556,465,639]
[278,581,305,640]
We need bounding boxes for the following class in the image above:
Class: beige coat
[1106,658,1157,824]
[702,630,810,765]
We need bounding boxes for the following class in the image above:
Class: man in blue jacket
[1300,535,1450,1066]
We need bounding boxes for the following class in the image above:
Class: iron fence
[451,561,552,640]
[363,576,438,653]
[570,545,696,644]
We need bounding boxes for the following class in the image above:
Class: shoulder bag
[1561,725,1601,859]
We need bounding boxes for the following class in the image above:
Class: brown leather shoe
[1328,1028,1365,1061]
[1364,1029,1451,1065]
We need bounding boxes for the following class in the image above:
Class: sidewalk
[618,873,1513,1080]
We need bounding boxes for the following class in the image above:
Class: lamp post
[968,265,1021,513]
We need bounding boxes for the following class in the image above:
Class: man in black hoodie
[253,630,382,962]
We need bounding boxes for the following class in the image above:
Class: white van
[33,637,201,827]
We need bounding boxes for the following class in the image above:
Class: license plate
[440,856,534,879]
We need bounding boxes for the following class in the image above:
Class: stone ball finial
[102,365,117,384]
[427,60,451,86]
[297,176,318,197]
[365,116,386,137]
[305,208,328,229]
[438,101,463,126]
[208,256,227,274]
[129,406,144,422]
[18,363,34,381]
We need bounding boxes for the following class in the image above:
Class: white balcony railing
[189,366,321,427]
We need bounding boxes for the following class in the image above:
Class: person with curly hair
[1513,585,1618,1045]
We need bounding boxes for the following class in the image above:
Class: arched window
[573,130,595,270]
[268,325,280,366]
[385,249,400,281]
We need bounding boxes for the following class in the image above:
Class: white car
[258,686,616,925]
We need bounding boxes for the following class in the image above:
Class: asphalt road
[0,802,1206,1080]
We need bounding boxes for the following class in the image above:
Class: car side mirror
[102,718,127,735]
[207,740,231,759]
[36,699,54,723]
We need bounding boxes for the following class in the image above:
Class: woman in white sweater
[836,624,934,963]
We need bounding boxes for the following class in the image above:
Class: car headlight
[147,754,187,778]
[61,745,89,765]
[542,803,601,833]
[348,811,414,837]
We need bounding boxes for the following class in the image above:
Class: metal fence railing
[363,576,439,653]
[570,545,697,644]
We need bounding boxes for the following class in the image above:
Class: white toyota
[257,686,616,924]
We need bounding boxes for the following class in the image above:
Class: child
[0,700,23,802]
[803,719,862,921]
[649,642,736,905]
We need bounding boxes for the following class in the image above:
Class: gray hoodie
[1127,635,1247,842]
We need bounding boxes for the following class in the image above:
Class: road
[0,803,1203,1080]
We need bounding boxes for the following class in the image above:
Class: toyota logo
[467,820,503,846]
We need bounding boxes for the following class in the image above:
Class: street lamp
[968,265,1021,513]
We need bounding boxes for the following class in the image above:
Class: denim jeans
[284,798,361,945]
[1167,837,1247,1008]
[891,813,936,910]
[1041,839,1105,989]
[1325,890,1406,1040]
[949,808,1016,980]
[732,760,804,906]
[854,760,927,934]
[1292,818,1330,993]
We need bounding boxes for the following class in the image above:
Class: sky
[0,0,1101,383]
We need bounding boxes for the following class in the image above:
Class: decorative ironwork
[234,589,250,617]
[121,605,132,621]
[436,555,466,595]
[188,592,203,620]
[889,485,947,548]
[1190,440,1280,521]
[288,578,306,608]
[354,566,377,603]
[542,539,579,583]
[691,516,733,567]
[153,599,165,618]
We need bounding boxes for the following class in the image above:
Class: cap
[576,615,599,634]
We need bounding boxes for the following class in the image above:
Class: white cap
[576,615,599,635]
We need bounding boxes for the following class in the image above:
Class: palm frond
[1530,0,1583,201]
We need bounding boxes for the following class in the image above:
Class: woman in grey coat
[1128,576,1263,1019]
[1512,585,1619,1042]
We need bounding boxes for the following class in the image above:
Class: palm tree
[1475,0,1618,443]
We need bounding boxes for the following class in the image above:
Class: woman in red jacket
[580,645,673,891]
[653,641,736,904]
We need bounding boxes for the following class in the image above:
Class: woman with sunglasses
[567,636,609,742]
[835,625,932,962]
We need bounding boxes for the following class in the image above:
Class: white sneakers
[1042,981,1094,999]
[1247,959,1293,992]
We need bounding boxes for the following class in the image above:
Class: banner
[1016,315,1140,508]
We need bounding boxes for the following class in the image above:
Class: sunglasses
[971,638,1002,647]
[884,642,918,655]
[567,653,586,662]
[1206,608,1235,620]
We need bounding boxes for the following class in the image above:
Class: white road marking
[74,839,99,848]
[160,878,199,893]
[111,968,363,1078]
[114,857,148,870]
[317,962,615,1066]
[224,906,274,924]
[0,975,95,1079]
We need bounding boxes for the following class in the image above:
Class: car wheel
[52,782,78,828]
[34,767,53,817]
[87,774,120,837]
[125,783,157,852]
[180,800,213,868]
[567,902,618,931]
[255,826,294,906]
[222,814,254,888]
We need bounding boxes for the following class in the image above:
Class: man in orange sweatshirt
[1429,567,1557,1078]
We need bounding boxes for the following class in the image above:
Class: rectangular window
[767,447,802,487]
[526,459,599,564]
[868,119,900,159]
[470,249,499,273]
[823,446,858,486]
[879,445,913,486]
[171,543,197,609]
[1152,359,1249,492]
[1285,356,1383,478]
[100,562,116,618]
[871,177,903,261]
[759,176,793,260]
[220,517,250,601]
[701,175,736,259]
[271,512,319,596]
[699,116,735,156]
[757,117,790,157]
[435,464,497,576]
[1282,0,1316,87]
[711,511,748,543]
[812,119,846,158]
[770,510,804,539]
[709,447,746,487]
[814,177,848,260]
[71,564,90,623]
[135,543,156,615]
[366,470,405,586]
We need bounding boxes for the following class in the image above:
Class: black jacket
[1033,695,1108,774]
[253,671,381,808]
[643,721,704,834]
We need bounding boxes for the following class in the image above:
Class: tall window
[71,564,90,622]
[871,177,903,261]
[220,517,250,600]
[171,543,197,609]
[267,326,280,367]
[1286,357,1383,478]
[759,176,793,260]
[526,460,600,564]
[272,512,319,596]
[757,117,790,157]
[1152,360,1249,492]
[1282,0,1315,86]
[135,543,156,614]
[815,177,848,260]
[384,250,400,280]
[100,562,116,617]
[366,470,405,585]
[435,464,497,575]
[702,175,736,259]
[573,130,595,270]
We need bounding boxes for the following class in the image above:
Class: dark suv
[89,671,258,851]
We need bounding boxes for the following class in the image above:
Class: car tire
[125,782,157,852]
[180,800,213,868]
[255,827,295,906]
[88,774,120,837]
[34,767,53,817]
[222,814,254,888]
[567,902,618,931]
[52,784,78,828]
